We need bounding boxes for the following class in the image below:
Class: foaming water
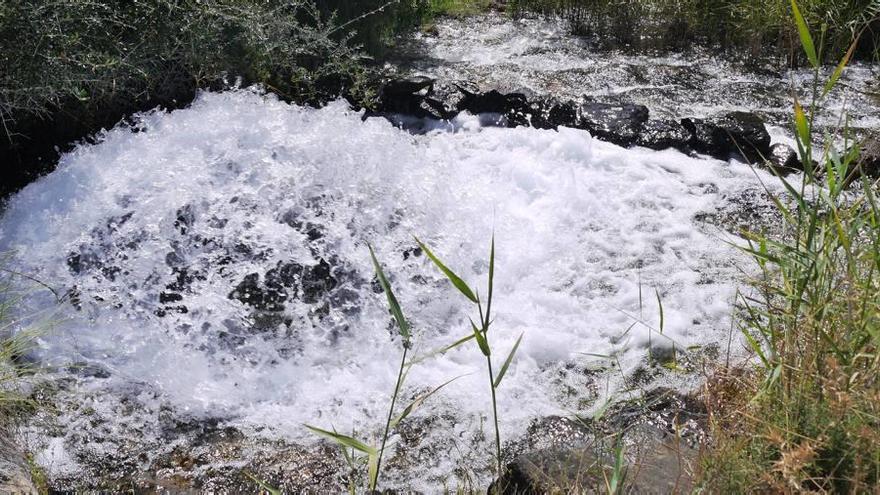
[392,13,879,132]
[1,90,781,488]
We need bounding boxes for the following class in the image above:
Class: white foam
[0,89,779,489]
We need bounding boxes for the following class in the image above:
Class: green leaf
[305,425,377,456]
[654,288,664,334]
[823,39,856,98]
[790,0,818,67]
[390,375,464,428]
[244,472,282,495]
[407,333,476,367]
[485,234,495,327]
[414,237,478,303]
[470,318,491,356]
[793,97,811,153]
[493,332,523,388]
[367,452,379,491]
[369,244,410,343]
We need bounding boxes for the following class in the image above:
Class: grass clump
[699,5,880,492]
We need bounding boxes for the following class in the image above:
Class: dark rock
[526,97,578,130]
[765,143,802,175]
[683,111,771,162]
[422,80,472,119]
[379,76,434,98]
[851,134,880,182]
[575,102,650,146]
[228,258,337,310]
[458,89,531,123]
[636,119,692,151]
[376,76,440,119]
[301,258,337,304]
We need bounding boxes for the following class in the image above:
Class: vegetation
[0,0,493,197]
[510,0,880,59]
[699,5,880,491]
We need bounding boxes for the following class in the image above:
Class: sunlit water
[391,12,879,134]
[0,87,795,489]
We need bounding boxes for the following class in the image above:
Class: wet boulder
[422,80,473,119]
[375,76,441,119]
[526,97,578,130]
[683,111,771,163]
[458,89,531,125]
[765,143,803,175]
[575,101,650,146]
[855,134,880,179]
[635,119,692,151]
[379,76,434,98]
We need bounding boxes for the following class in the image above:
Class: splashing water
[0,89,784,489]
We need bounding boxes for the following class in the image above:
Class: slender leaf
[470,318,491,356]
[790,0,818,67]
[794,97,810,149]
[305,425,377,456]
[414,237,478,303]
[407,333,476,367]
[823,39,857,97]
[493,333,523,388]
[369,244,410,343]
[390,375,464,428]
[245,473,282,495]
[655,288,664,334]
[485,234,495,328]
[367,452,379,491]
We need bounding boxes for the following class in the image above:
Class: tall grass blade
[485,234,495,328]
[655,288,664,334]
[793,97,811,148]
[493,332,523,388]
[369,244,410,342]
[244,472,282,495]
[823,39,857,97]
[304,425,377,456]
[414,237,478,303]
[470,318,491,356]
[790,0,818,67]
[407,333,476,367]
[390,375,464,428]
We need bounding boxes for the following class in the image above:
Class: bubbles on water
[0,89,783,489]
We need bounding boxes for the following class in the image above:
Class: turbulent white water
[0,89,785,489]
[395,13,880,133]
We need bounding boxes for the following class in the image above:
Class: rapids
[1,90,782,489]
[2,11,876,492]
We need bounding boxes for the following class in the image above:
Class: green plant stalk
[485,351,502,476]
[374,345,409,490]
